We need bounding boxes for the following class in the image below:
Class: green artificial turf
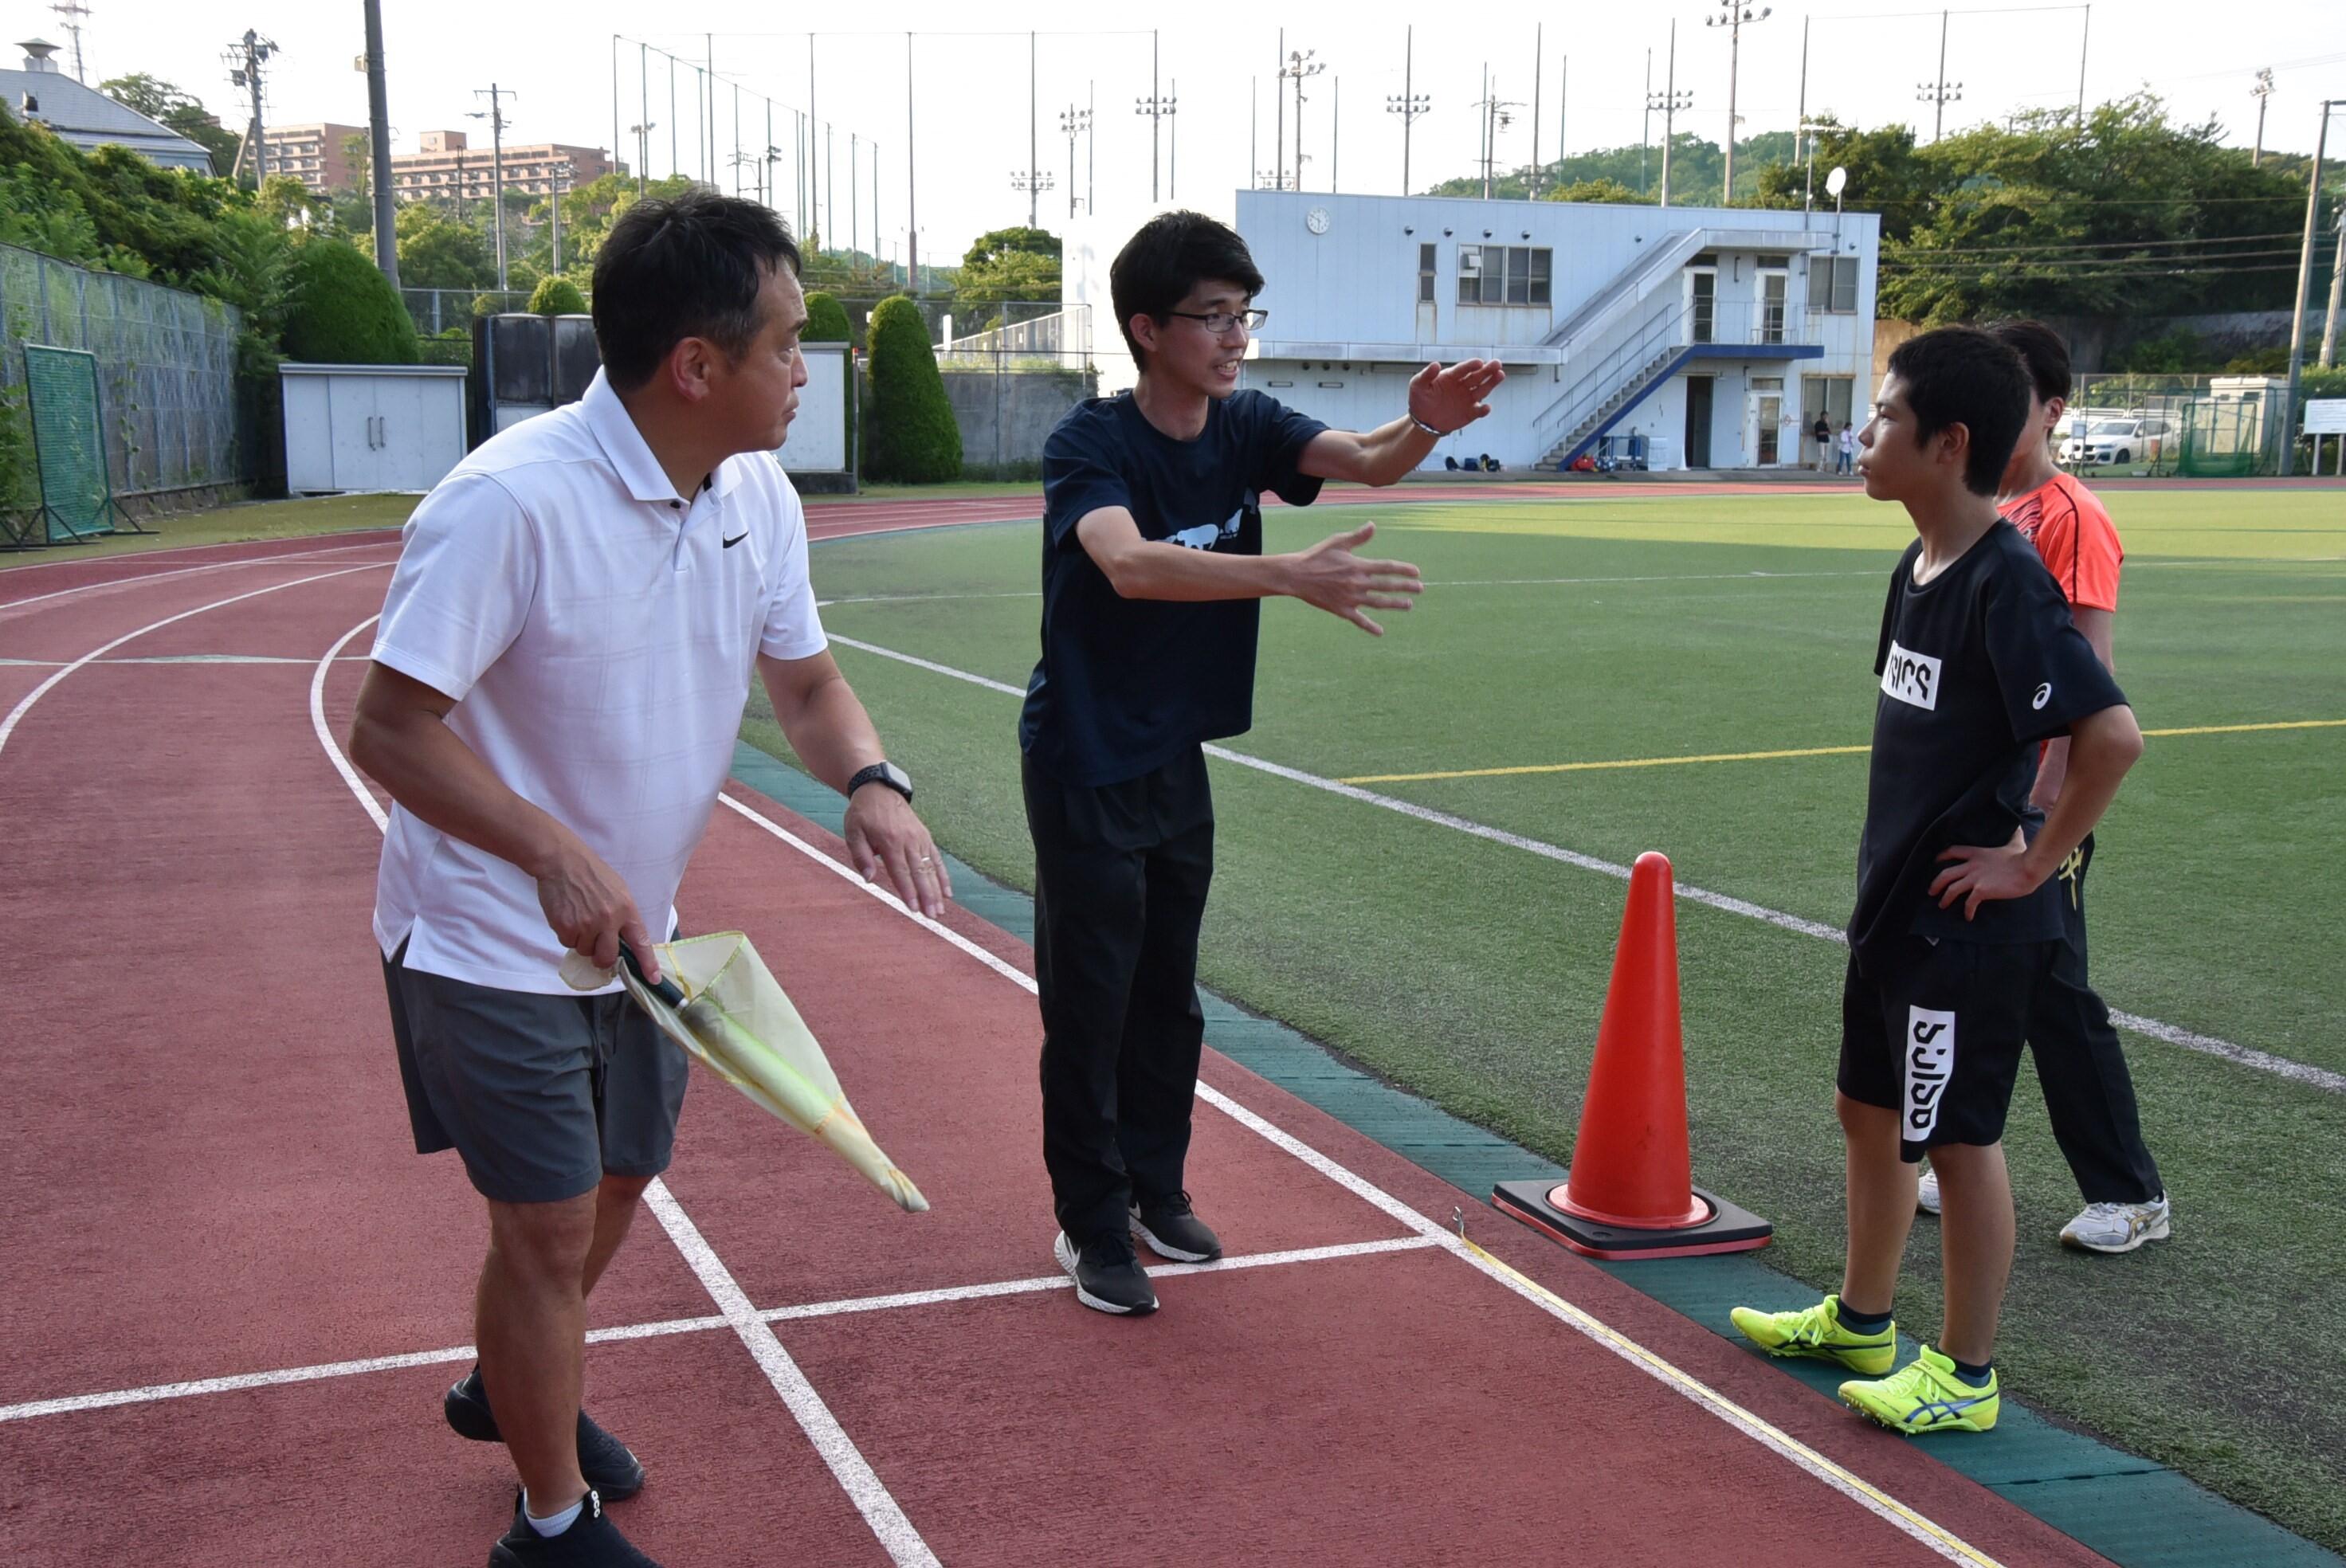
[749,486,2346,1551]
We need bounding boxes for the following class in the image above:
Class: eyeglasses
[1164,308,1269,335]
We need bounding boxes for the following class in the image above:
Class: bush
[280,238,420,364]
[861,295,960,483]
[528,275,586,315]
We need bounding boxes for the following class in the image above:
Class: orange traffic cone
[1493,852,1771,1259]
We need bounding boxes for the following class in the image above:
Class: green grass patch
[1,493,420,568]
[759,486,2346,1551]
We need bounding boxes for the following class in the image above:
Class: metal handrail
[1533,300,1811,454]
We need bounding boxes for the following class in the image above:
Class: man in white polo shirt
[349,190,946,1568]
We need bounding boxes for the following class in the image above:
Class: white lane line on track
[1,654,374,666]
[0,563,391,764]
[0,537,401,613]
[308,614,936,1568]
[708,788,2004,1567]
[822,631,2346,1097]
[0,1240,1435,1427]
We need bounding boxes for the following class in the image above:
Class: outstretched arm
[1076,511,1423,634]
[1300,360,1506,486]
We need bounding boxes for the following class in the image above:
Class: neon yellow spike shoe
[1840,1344,2000,1434]
[1728,1294,1897,1377]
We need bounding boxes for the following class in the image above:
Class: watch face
[1304,206,1331,235]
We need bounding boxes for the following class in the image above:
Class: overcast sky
[41,0,2346,266]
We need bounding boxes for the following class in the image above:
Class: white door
[370,377,437,491]
[326,377,386,492]
[1759,269,1789,344]
[1747,377,1787,466]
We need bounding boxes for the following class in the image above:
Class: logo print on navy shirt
[2032,682,2052,710]
[1881,639,1942,711]
[1167,494,1253,551]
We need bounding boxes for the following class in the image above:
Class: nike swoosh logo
[722,532,747,549]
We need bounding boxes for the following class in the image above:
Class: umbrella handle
[619,939,687,1009]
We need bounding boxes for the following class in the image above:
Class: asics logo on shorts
[1905,1007,1956,1137]
[1881,641,1941,711]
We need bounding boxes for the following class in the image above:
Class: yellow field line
[1340,719,2346,786]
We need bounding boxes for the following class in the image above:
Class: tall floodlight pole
[2281,101,2340,474]
[1706,1,1771,205]
[637,42,649,193]
[2075,5,2089,126]
[1137,74,1175,202]
[2251,69,2276,166]
[1916,10,1963,144]
[904,33,918,293]
[548,161,573,272]
[1275,30,1284,187]
[1649,24,1691,209]
[1281,49,1324,193]
[1559,55,1567,169]
[1027,31,1039,226]
[1388,29,1431,197]
[1642,48,1652,195]
[1328,79,1336,193]
[1087,80,1095,218]
[1010,168,1055,223]
[1795,16,1810,171]
[1530,25,1543,196]
[363,0,398,286]
[807,33,818,241]
[849,135,858,256]
[1168,81,1180,199]
[1060,104,1091,219]
[469,83,515,290]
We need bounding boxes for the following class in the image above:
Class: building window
[1808,254,1859,313]
[1456,245,1551,307]
[1418,242,1436,304]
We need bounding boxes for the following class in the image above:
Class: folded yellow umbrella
[561,933,928,1213]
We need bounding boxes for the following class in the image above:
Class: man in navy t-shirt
[1731,327,2143,1437]
[1024,210,1504,1315]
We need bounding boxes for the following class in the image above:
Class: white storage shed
[280,363,469,495]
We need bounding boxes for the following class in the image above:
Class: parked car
[2060,414,2175,467]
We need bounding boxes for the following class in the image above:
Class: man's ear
[1128,313,1161,359]
[1936,421,1971,473]
[2042,395,2067,432]
[665,336,717,405]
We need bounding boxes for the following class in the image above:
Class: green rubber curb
[729,740,2338,1568]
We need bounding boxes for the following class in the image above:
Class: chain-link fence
[402,288,535,335]
[932,347,1096,476]
[2062,372,2297,478]
[0,243,245,506]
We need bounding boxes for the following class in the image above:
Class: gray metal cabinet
[282,363,469,494]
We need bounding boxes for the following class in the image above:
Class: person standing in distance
[1025,210,1502,1315]
[1912,319,2170,1254]
[351,190,948,1566]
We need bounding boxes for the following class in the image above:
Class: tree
[527,275,586,315]
[861,295,960,483]
[1543,178,1652,206]
[281,237,420,363]
[99,73,240,177]
[955,225,1061,320]
[392,200,496,290]
[962,225,1060,270]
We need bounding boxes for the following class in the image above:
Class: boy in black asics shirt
[1732,327,2143,1434]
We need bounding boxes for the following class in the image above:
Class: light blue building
[2,38,215,175]
[1068,190,1881,473]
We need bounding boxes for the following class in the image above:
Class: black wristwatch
[846,760,913,804]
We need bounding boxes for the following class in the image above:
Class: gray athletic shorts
[382,941,690,1204]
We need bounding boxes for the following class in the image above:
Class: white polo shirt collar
[579,368,753,510]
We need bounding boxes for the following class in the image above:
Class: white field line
[0,563,390,764]
[0,537,400,612]
[823,632,2346,1096]
[0,1239,1438,1429]
[708,790,2004,1567]
[1,654,374,667]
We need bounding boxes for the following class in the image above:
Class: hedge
[861,295,959,483]
[280,238,419,364]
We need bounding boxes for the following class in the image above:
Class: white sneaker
[1915,1167,1941,1216]
[2060,1194,2172,1254]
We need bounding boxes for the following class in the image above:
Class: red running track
[0,533,2118,1566]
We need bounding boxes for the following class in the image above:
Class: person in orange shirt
[1913,319,2171,1255]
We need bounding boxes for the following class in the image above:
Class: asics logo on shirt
[2032,682,2052,710]
[1880,640,1941,711]
[1905,1007,1956,1136]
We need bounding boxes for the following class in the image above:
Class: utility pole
[1087,80,1095,218]
[1388,27,1431,197]
[469,84,514,291]
[1328,79,1336,194]
[1642,48,1652,197]
[1706,0,1771,204]
[1799,119,1836,214]
[1137,43,1175,203]
[1559,55,1567,171]
[1648,23,1691,209]
[2251,69,2275,167]
[49,1,88,81]
[1473,70,1519,200]
[1795,16,1810,171]
[849,135,857,257]
[636,40,649,194]
[2323,198,2344,370]
[904,32,918,294]
[1027,31,1039,226]
[549,160,572,274]
[807,33,818,243]
[2075,4,2089,127]
[1916,10,1963,145]
[1169,81,1180,200]
[1060,103,1090,220]
[225,29,277,189]
[362,0,397,287]
[1010,167,1055,225]
[1275,30,1284,190]
[2281,101,2339,475]
[1282,48,1324,194]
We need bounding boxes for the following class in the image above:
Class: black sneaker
[1130,1191,1223,1263]
[1053,1229,1158,1315]
[488,1489,661,1567]
[446,1366,646,1500]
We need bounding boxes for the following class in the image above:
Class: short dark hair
[590,188,802,391]
[1986,319,2072,406]
[1885,327,2032,496]
[1108,210,1265,369]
